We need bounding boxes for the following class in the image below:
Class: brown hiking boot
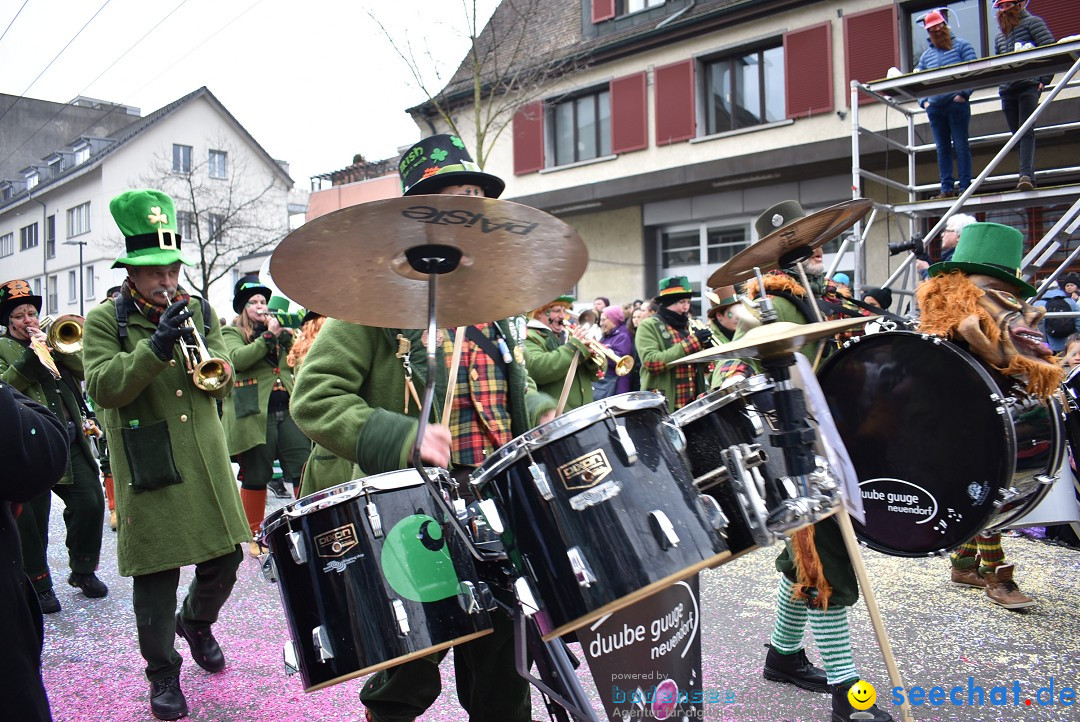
[951,565,986,588]
[984,563,1035,609]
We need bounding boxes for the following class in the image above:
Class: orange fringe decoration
[915,272,1064,400]
[287,315,326,368]
[744,273,806,301]
[790,525,833,610]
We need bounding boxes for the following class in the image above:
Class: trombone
[39,314,84,354]
[178,317,233,392]
[584,338,635,376]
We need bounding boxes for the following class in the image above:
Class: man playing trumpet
[634,275,713,411]
[0,278,107,614]
[83,189,248,721]
[523,295,602,412]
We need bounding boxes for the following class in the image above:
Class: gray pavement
[36,488,1080,721]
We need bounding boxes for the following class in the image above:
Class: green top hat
[398,134,505,198]
[0,278,42,327]
[928,222,1036,297]
[658,276,694,301]
[233,275,273,314]
[110,189,195,269]
[531,294,575,317]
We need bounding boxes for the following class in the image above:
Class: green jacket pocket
[121,420,183,493]
[232,379,260,418]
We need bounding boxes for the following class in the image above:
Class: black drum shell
[472,392,730,640]
[818,331,1062,556]
[261,473,493,691]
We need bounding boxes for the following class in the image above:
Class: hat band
[125,231,182,255]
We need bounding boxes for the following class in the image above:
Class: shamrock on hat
[110,189,195,269]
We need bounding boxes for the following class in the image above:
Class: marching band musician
[221,275,311,556]
[83,189,249,721]
[706,285,742,344]
[633,275,713,411]
[523,294,601,412]
[0,278,107,615]
[290,134,556,722]
[710,201,891,722]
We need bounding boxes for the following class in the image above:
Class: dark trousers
[132,545,242,682]
[18,442,104,592]
[1001,84,1041,178]
[238,410,310,490]
[927,99,972,192]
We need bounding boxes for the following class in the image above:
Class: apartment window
[26,172,38,190]
[551,87,611,166]
[208,213,224,246]
[48,158,63,177]
[177,210,194,239]
[32,278,42,296]
[704,44,785,135]
[85,265,95,300]
[622,0,665,13]
[67,202,91,237]
[172,144,192,173]
[68,270,77,303]
[74,145,90,164]
[47,275,58,315]
[45,215,56,259]
[20,223,39,251]
[659,223,751,315]
[209,150,228,179]
[0,233,12,257]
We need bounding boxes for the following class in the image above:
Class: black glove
[150,300,195,361]
[694,327,713,345]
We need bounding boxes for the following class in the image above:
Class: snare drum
[259,468,493,692]
[670,376,792,556]
[817,331,1064,556]
[471,392,730,641]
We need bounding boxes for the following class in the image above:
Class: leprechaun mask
[916,271,1063,399]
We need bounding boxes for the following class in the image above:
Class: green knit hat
[110,189,194,269]
[658,275,693,301]
[928,222,1036,297]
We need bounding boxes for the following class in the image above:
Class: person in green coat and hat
[82,189,249,721]
[522,294,601,411]
[291,133,556,722]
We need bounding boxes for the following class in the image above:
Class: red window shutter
[654,59,695,146]
[844,5,899,105]
[513,101,544,175]
[592,0,615,23]
[611,73,647,154]
[784,22,833,119]
[1033,0,1080,41]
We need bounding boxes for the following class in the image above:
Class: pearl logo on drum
[315,524,359,558]
[558,449,613,490]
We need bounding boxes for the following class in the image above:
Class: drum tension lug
[312,625,335,661]
[391,599,411,635]
[261,554,278,583]
[282,641,300,676]
[696,494,730,533]
[649,510,681,549]
[528,462,554,501]
[567,546,598,588]
[288,531,307,565]
[513,577,542,616]
[459,581,482,614]
[612,422,638,465]
[366,501,384,538]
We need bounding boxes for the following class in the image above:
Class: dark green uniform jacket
[220,326,297,456]
[522,321,600,412]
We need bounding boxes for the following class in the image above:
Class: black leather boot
[37,588,61,614]
[68,572,108,598]
[175,614,225,672]
[150,675,188,720]
[762,643,828,692]
[832,681,893,722]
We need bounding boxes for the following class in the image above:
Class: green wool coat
[83,298,249,577]
[300,442,358,495]
[0,337,96,485]
[291,319,555,476]
[633,314,707,411]
[522,322,600,412]
[220,325,297,456]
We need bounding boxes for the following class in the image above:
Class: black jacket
[994,11,1056,93]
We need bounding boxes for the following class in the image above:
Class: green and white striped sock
[770,576,807,654]
[808,604,858,686]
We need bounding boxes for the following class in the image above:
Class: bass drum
[259,469,493,692]
[817,331,1063,556]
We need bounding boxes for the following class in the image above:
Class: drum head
[818,332,1014,556]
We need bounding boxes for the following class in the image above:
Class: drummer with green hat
[82,189,248,721]
[633,275,713,411]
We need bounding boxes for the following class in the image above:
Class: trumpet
[178,317,232,392]
[39,314,84,354]
[688,317,718,348]
[584,338,635,376]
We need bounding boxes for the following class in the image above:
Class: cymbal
[271,195,588,328]
[707,199,873,287]
[670,317,877,365]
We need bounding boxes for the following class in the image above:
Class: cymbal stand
[515,608,601,722]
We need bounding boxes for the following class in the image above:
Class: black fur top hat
[398,134,505,198]
[232,275,273,314]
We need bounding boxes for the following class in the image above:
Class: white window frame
[85,265,95,300]
[20,223,39,251]
[172,144,192,173]
[208,149,228,179]
[68,270,77,303]
[67,202,91,237]
[0,233,13,257]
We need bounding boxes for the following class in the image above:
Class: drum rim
[259,467,445,537]
[669,374,773,426]
[469,391,666,487]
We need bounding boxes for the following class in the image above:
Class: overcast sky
[0,0,500,186]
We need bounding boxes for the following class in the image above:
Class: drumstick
[442,327,466,427]
[555,350,581,417]
[834,509,915,722]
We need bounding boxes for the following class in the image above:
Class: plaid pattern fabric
[122,279,190,323]
[443,324,512,468]
[642,322,703,410]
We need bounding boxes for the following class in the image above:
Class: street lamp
[64,239,87,316]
